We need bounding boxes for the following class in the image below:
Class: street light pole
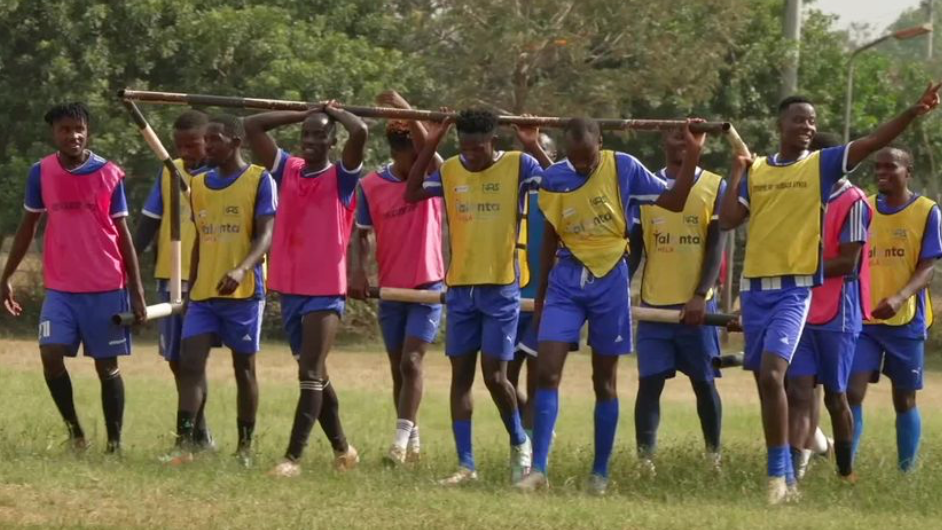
[843,23,933,143]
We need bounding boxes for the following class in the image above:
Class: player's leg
[170,359,211,448]
[785,374,815,479]
[40,345,84,444]
[884,337,924,472]
[521,341,569,489]
[817,331,856,479]
[230,351,258,458]
[79,289,133,454]
[438,288,481,485]
[38,290,84,444]
[634,331,676,471]
[176,333,213,450]
[591,352,619,489]
[317,379,349,456]
[284,310,338,464]
[93,357,125,453]
[395,335,429,462]
[846,332,882,461]
[679,324,723,461]
[506,352,527,428]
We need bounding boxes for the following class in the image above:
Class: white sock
[394,419,414,449]
[408,424,420,449]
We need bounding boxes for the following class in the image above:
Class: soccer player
[405,109,551,485]
[628,128,726,475]
[718,86,940,503]
[517,118,706,495]
[169,114,277,465]
[1,102,147,453]
[244,101,367,477]
[847,146,942,472]
[786,131,867,482]
[349,90,444,465]
[134,110,215,449]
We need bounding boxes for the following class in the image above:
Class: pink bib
[40,154,125,292]
[360,169,444,288]
[268,159,355,296]
[807,184,872,325]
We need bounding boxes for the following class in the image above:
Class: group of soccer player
[1,81,940,504]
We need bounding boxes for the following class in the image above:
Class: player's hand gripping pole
[112,100,186,325]
[367,288,739,328]
[119,88,731,135]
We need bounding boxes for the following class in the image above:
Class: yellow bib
[539,150,628,277]
[866,194,935,327]
[640,170,722,305]
[189,165,265,301]
[442,152,522,286]
[743,154,823,278]
[155,159,200,281]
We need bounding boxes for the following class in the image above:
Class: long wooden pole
[119,88,731,134]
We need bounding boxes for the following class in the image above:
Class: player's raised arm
[652,120,706,212]
[0,211,42,316]
[846,82,942,170]
[376,90,443,174]
[405,110,454,203]
[243,109,318,170]
[323,100,368,172]
[514,116,553,170]
[718,154,753,231]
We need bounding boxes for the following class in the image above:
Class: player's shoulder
[540,159,573,187]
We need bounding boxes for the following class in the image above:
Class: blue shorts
[515,312,539,356]
[636,301,721,381]
[445,283,519,361]
[538,259,631,356]
[182,298,265,355]
[157,289,185,361]
[788,328,856,392]
[280,294,346,357]
[741,287,811,371]
[379,282,443,352]
[39,289,131,358]
[851,327,924,391]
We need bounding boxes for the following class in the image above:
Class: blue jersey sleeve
[616,153,666,210]
[142,169,164,219]
[337,163,361,208]
[24,163,44,212]
[712,179,727,219]
[839,199,870,244]
[920,205,942,260]
[818,145,851,196]
[518,153,543,192]
[255,172,278,217]
[269,149,291,187]
[423,169,444,197]
[737,170,750,210]
[110,180,129,218]
[355,184,373,228]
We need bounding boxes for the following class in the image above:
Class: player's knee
[400,356,422,382]
[892,391,916,413]
[592,373,617,401]
[39,350,67,378]
[481,369,507,391]
[232,357,257,385]
[757,367,785,394]
[786,384,814,410]
[94,358,119,379]
[824,391,848,414]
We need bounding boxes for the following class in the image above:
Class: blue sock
[896,407,922,472]
[501,409,528,447]
[851,404,863,462]
[592,399,619,478]
[767,445,788,478]
[452,420,474,470]
[785,446,796,486]
[532,389,559,474]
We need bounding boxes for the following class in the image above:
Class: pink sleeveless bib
[807,184,872,325]
[268,159,355,296]
[360,169,444,288]
[40,154,125,292]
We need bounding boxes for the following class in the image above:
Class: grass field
[1,337,942,529]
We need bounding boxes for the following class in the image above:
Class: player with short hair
[517,118,706,495]
[847,146,941,472]
[718,85,940,503]
[629,128,726,475]
[1,102,147,453]
[405,108,551,486]
[135,109,216,449]
[244,101,367,477]
[349,90,444,465]
[168,114,277,466]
